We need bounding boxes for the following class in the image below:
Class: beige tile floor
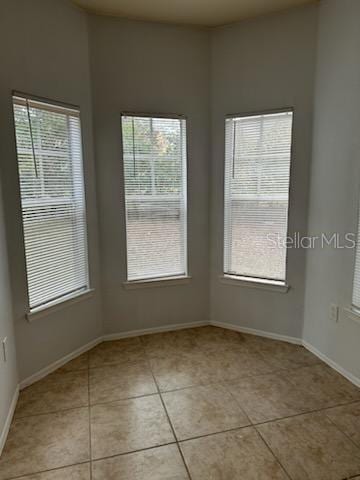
[1,326,360,480]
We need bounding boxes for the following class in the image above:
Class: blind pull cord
[132,117,136,177]
[26,100,39,178]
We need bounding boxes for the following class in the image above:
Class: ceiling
[72,0,316,27]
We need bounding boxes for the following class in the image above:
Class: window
[121,114,187,281]
[13,94,89,312]
[223,110,293,283]
[352,201,360,310]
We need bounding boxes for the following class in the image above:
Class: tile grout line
[157,393,193,480]
[325,411,360,455]
[140,337,193,480]
[89,391,157,409]
[90,441,177,463]
[253,426,293,480]
[220,380,253,426]
[4,423,359,480]
[159,388,357,479]
[13,377,360,423]
[5,332,360,480]
[14,404,92,421]
[241,356,303,479]
[16,377,358,429]
[2,461,91,480]
[254,404,360,480]
[9,400,359,480]
[142,338,360,480]
[2,442,185,480]
[251,399,360,428]
[16,343,325,415]
[174,425,256,443]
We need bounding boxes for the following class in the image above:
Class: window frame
[351,187,360,314]
[12,91,92,317]
[222,107,294,290]
[120,111,189,285]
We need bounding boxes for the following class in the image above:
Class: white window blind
[13,95,89,311]
[352,201,360,310]
[121,115,187,281]
[224,110,293,282]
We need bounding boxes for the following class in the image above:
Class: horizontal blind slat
[13,96,89,310]
[121,115,187,281]
[352,204,360,309]
[224,111,293,281]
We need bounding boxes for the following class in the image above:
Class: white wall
[0,0,103,381]
[210,5,318,338]
[0,181,18,448]
[88,16,210,334]
[303,0,360,381]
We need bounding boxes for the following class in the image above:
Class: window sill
[26,288,95,322]
[219,274,290,293]
[123,275,192,290]
[344,307,360,326]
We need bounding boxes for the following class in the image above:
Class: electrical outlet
[330,304,339,323]
[2,337,7,362]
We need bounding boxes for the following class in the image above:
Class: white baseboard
[302,340,360,388]
[18,320,359,397]
[8,319,357,466]
[213,322,360,387]
[19,337,102,390]
[211,320,302,345]
[20,322,209,388]
[0,385,19,456]
[103,321,209,341]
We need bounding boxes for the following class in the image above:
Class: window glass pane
[224,111,293,281]
[121,115,187,281]
[13,96,89,310]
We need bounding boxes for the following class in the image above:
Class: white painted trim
[211,320,302,345]
[19,321,209,388]
[302,340,360,388]
[0,385,19,456]
[19,337,101,390]
[26,289,95,322]
[18,319,359,407]
[103,321,209,341]
[123,276,192,290]
[214,322,360,387]
[219,275,289,293]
